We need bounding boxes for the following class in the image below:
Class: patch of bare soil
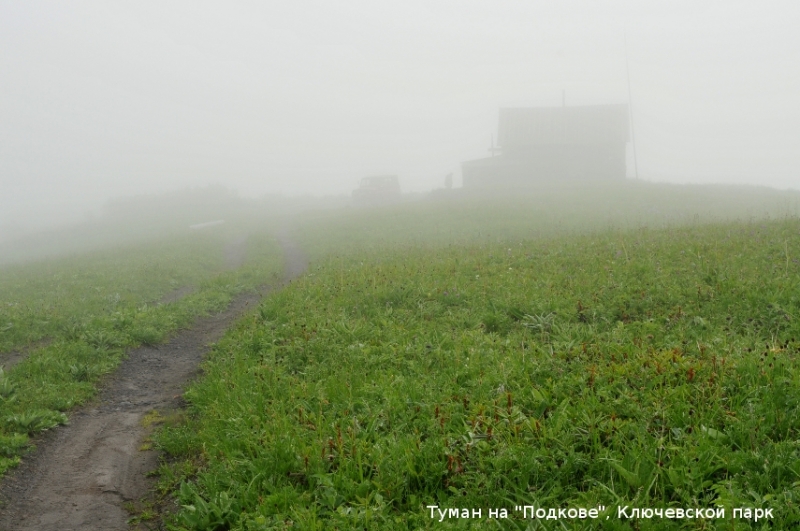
[158,285,195,305]
[0,338,53,372]
[0,232,308,531]
[0,351,26,371]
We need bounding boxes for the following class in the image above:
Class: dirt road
[0,232,307,531]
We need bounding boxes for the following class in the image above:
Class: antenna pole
[489,134,500,157]
[625,32,640,180]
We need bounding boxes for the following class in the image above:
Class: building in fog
[462,104,629,187]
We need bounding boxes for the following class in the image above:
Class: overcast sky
[2,1,799,231]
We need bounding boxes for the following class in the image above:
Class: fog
[2,1,799,238]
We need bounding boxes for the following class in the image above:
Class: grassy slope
[155,184,800,530]
[0,229,283,475]
[2,233,229,352]
[293,181,800,259]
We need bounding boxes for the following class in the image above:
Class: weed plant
[158,217,800,530]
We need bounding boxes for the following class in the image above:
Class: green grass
[155,214,800,530]
[0,228,283,474]
[293,181,800,260]
[1,233,226,353]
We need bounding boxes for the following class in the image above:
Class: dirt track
[0,232,307,531]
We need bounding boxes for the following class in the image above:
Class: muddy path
[0,232,307,531]
[223,235,249,271]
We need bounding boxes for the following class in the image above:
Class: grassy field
[0,228,283,474]
[293,181,800,260]
[152,184,800,530]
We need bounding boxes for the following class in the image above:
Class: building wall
[463,104,629,188]
[463,143,626,187]
[499,104,629,150]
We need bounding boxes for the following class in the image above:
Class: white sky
[2,1,799,230]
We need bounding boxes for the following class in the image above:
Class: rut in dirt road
[0,233,307,531]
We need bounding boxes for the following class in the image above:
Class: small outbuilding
[462,104,629,187]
